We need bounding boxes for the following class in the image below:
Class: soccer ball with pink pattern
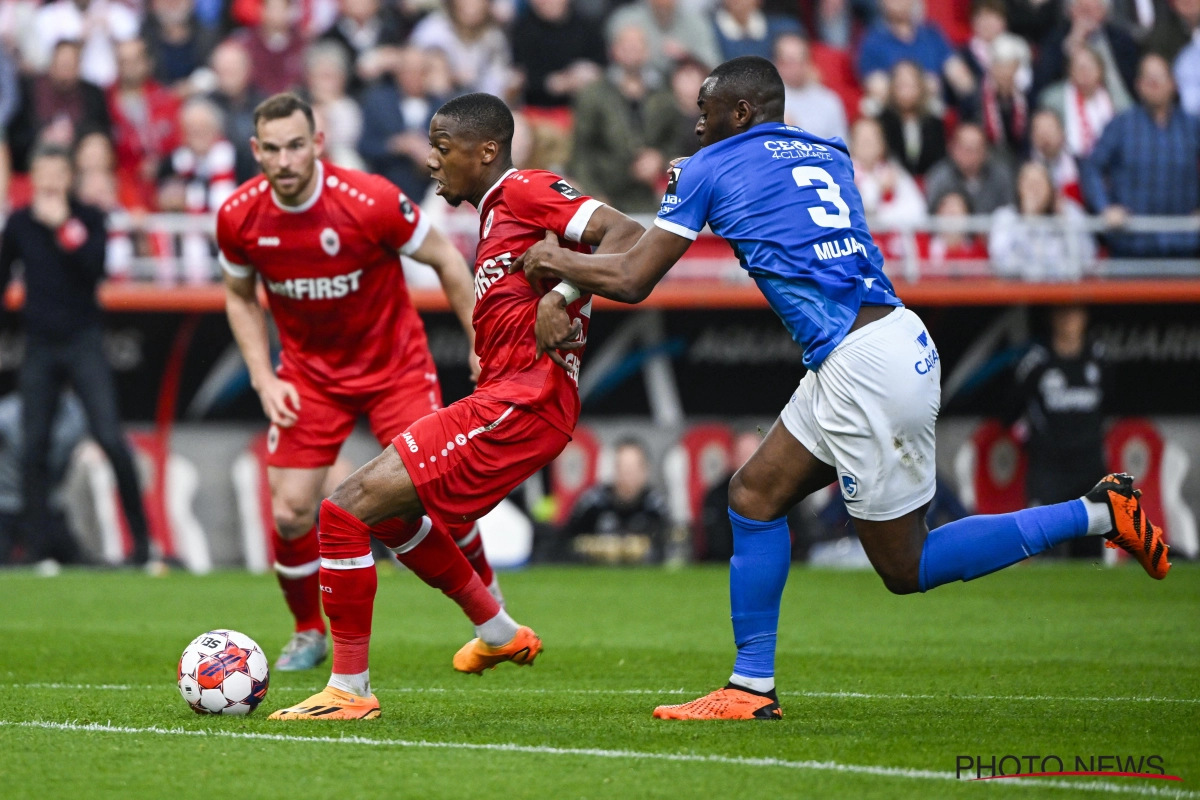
[177,630,269,715]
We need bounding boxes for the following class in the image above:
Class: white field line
[5,683,1199,705]
[1,719,1195,799]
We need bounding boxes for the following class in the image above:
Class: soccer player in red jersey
[269,93,643,720]
[217,94,501,673]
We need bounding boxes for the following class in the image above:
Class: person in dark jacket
[511,0,605,109]
[1007,305,1108,558]
[0,145,150,566]
[1032,0,1140,106]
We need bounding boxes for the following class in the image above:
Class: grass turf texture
[0,563,1196,800]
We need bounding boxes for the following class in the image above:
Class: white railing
[101,212,1200,285]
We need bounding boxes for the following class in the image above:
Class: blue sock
[918,500,1090,592]
[728,509,791,680]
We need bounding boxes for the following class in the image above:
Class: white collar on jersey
[477,167,517,210]
[272,159,325,214]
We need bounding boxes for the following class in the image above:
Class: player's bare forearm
[412,226,480,379]
[223,272,275,390]
[518,224,691,304]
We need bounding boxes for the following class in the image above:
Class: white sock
[475,608,520,647]
[1081,497,1113,536]
[328,670,371,697]
[487,576,505,608]
[729,673,775,693]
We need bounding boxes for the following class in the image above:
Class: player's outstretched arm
[223,269,300,427]
[513,218,690,305]
[409,225,480,381]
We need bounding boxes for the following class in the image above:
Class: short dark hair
[253,93,315,134]
[31,142,73,169]
[434,92,514,152]
[707,56,785,110]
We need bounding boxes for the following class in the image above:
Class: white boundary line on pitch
[0,719,1195,799]
[6,683,1199,705]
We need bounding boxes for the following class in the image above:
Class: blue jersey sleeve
[654,157,713,241]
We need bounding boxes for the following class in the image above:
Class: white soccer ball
[177,629,270,715]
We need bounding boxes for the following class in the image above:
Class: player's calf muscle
[327,445,424,526]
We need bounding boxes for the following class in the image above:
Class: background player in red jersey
[269,93,643,720]
[217,94,501,673]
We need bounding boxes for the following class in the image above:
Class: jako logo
[840,474,858,498]
[401,431,419,453]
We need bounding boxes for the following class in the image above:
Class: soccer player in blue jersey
[514,56,1171,720]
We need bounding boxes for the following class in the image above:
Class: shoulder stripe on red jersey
[564,199,603,243]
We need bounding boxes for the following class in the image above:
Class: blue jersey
[655,122,901,369]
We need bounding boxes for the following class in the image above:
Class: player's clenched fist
[254,375,301,427]
[534,291,583,371]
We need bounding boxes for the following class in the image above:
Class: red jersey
[472,169,601,436]
[216,161,432,394]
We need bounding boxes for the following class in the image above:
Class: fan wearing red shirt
[270,93,643,720]
[218,93,500,676]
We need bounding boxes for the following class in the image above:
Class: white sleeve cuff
[399,212,432,256]
[564,198,603,243]
[219,251,253,279]
[654,217,700,241]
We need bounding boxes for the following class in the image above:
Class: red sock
[386,520,501,625]
[449,521,495,588]
[273,526,326,634]
[318,500,377,675]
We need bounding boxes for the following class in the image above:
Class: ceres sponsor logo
[763,140,832,160]
[264,269,363,300]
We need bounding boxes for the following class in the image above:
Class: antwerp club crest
[320,227,340,256]
[483,209,494,239]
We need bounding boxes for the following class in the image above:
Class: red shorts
[393,395,571,531]
[266,361,442,469]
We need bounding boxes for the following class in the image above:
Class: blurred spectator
[207,40,262,183]
[511,0,605,109]
[9,41,112,173]
[233,0,308,97]
[815,0,878,50]
[849,116,927,227]
[410,0,512,97]
[1175,19,1200,114]
[712,0,802,61]
[304,42,364,170]
[1033,0,1139,108]
[606,0,721,79]
[570,24,683,212]
[108,38,182,210]
[75,167,136,278]
[358,47,443,199]
[1006,0,1067,42]
[1082,53,1200,257]
[229,0,338,36]
[925,122,1016,213]
[1039,45,1120,159]
[318,0,408,93]
[1108,0,1170,43]
[857,0,975,108]
[0,0,42,71]
[697,430,759,562]
[968,32,1032,156]
[1007,305,1106,558]
[0,392,87,565]
[878,60,946,176]
[668,58,706,157]
[32,0,139,89]
[775,33,848,141]
[0,45,17,209]
[0,145,151,566]
[927,191,990,264]
[989,161,1094,280]
[142,0,219,91]
[561,438,668,565]
[158,98,236,282]
[1029,107,1083,201]
[961,0,1018,85]
[1144,0,1200,61]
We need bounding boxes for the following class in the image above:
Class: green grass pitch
[0,562,1196,799]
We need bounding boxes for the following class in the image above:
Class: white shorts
[780,307,941,521]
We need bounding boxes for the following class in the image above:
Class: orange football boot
[453,626,542,674]
[267,686,381,720]
[1086,473,1171,580]
[653,685,782,720]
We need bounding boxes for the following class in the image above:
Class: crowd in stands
[0,0,1195,281]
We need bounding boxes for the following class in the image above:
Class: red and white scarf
[1063,83,1114,158]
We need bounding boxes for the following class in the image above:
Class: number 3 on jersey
[792,166,851,229]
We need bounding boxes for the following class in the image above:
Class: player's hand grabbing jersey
[471,168,600,435]
[216,161,432,394]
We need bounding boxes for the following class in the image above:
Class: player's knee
[272,495,317,539]
[728,469,782,521]
[876,562,921,595]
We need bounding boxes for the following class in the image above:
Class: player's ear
[311,128,326,157]
[480,139,499,166]
[734,99,754,128]
[250,137,262,164]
